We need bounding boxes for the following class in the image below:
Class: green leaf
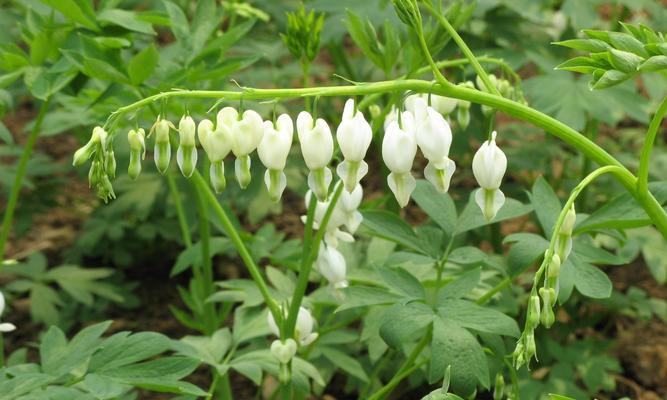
[173,328,232,367]
[430,317,489,395]
[570,254,612,298]
[607,48,643,73]
[82,373,131,399]
[378,266,424,299]
[553,39,610,53]
[438,299,520,337]
[379,303,433,348]
[90,332,171,371]
[530,176,561,235]
[99,356,199,381]
[630,227,667,284]
[575,181,667,232]
[0,373,57,399]
[0,70,25,89]
[554,57,602,74]
[437,268,480,302]
[639,55,667,72]
[97,9,155,35]
[412,179,457,233]
[504,233,549,277]
[40,0,98,30]
[455,197,533,234]
[336,286,404,312]
[163,1,191,45]
[361,210,426,254]
[321,347,369,383]
[128,44,159,85]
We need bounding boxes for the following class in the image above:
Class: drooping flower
[297,111,333,201]
[176,116,198,178]
[199,117,231,193]
[382,112,417,207]
[258,114,294,202]
[0,291,16,333]
[73,126,107,166]
[267,305,318,346]
[336,99,373,192]
[472,131,507,221]
[152,117,175,174]
[316,244,348,289]
[218,107,264,188]
[127,128,146,179]
[412,98,456,193]
[302,184,363,247]
[270,339,297,364]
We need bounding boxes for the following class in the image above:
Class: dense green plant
[1,0,666,399]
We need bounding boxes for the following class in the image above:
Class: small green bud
[539,287,556,327]
[547,253,561,281]
[528,295,541,328]
[493,372,505,400]
[525,332,536,358]
[153,119,173,174]
[457,106,470,130]
[73,126,106,166]
[560,205,576,236]
[105,150,116,180]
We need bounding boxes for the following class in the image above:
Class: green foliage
[281,5,325,64]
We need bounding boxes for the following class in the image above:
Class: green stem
[477,277,511,305]
[368,328,432,400]
[423,1,501,96]
[193,183,217,335]
[192,171,282,323]
[285,183,344,337]
[638,96,667,195]
[0,97,51,264]
[166,171,192,247]
[105,80,667,238]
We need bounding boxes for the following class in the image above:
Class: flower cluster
[74,94,508,219]
[0,290,16,333]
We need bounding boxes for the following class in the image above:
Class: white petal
[387,172,416,208]
[474,188,505,221]
[0,322,16,332]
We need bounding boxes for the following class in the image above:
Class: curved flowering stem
[637,96,667,196]
[515,165,629,367]
[191,171,282,323]
[0,97,51,265]
[103,80,667,238]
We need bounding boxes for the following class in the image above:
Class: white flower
[383,112,417,207]
[217,107,264,188]
[176,116,198,178]
[258,114,294,201]
[297,111,334,201]
[338,184,363,234]
[267,306,318,346]
[472,131,507,220]
[302,188,362,248]
[413,98,456,193]
[316,244,348,289]
[270,339,297,364]
[198,118,231,193]
[336,99,372,192]
[0,291,16,333]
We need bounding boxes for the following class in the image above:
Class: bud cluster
[514,205,577,369]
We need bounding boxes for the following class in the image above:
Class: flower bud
[152,118,173,174]
[383,113,417,207]
[105,150,116,180]
[270,339,297,364]
[316,244,348,289]
[127,129,146,180]
[176,115,198,178]
[528,294,541,328]
[368,104,382,119]
[413,98,456,193]
[547,253,561,280]
[525,331,536,358]
[560,205,576,236]
[539,287,556,327]
[493,373,505,400]
[73,126,106,166]
[297,111,333,200]
[336,99,372,192]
